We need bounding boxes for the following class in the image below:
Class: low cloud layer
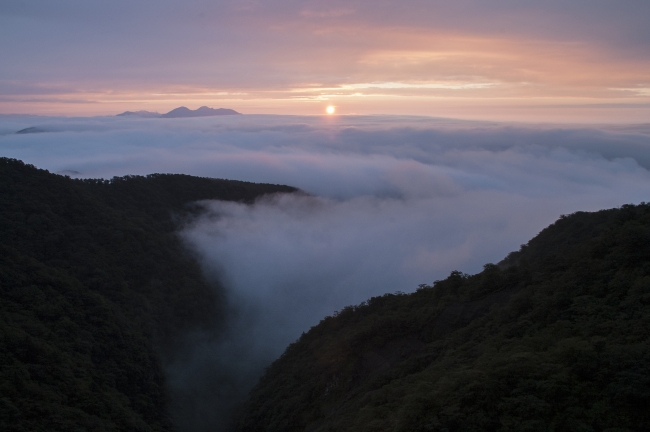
[2,114,650,430]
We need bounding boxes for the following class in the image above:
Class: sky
[2,114,650,430]
[2,0,650,121]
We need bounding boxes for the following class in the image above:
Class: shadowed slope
[0,158,296,431]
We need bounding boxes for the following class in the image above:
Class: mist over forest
[3,0,650,429]
[2,115,650,430]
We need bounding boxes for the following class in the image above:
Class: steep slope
[237,204,650,432]
[0,158,297,431]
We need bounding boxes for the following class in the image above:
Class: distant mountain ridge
[161,106,241,118]
[116,106,241,118]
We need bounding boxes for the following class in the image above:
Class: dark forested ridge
[0,157,297,431]
[237,203,650,432]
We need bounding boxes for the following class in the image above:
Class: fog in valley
[3,115,650,430]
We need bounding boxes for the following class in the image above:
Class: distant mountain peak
[116,110,161,118]
[160,106,241,118]
[16,126,48,134]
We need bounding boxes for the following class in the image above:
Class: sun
[326,105,335,115]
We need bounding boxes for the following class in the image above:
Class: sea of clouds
[3,114,650,430]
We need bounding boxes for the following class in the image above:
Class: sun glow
[326,105,335,115]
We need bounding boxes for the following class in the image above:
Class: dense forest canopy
[2,156,649,432]
[237,203,650,432]
[0,157,297,431]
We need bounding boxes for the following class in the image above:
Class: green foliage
[237,203,650,432]
[0,157,297,431]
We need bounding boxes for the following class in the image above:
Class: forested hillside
[237,203,650,432]
[0,158,297,431]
